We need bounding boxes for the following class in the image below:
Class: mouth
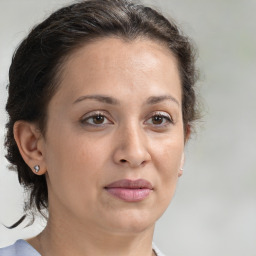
[104,179,153,202]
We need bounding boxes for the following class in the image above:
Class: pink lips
[104,179,153,202]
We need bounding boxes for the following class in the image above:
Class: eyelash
[145,111,173,127]
[80,111,112,127]
[80,111,173,128]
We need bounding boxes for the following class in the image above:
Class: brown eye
[92,115,105,124]
[81,112,112,126]
[152,115,164,125]
[145,112,173,127]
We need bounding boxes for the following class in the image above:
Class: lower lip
[105,188,152,202]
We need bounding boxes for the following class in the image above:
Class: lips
[104,179,153,202]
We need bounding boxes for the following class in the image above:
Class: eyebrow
[73,94,180,106]
[146,95,180,106]
[73,95,119,105]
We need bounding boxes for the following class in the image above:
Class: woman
[0,0,199,255]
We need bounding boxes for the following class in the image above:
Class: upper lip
[105,179,153,189]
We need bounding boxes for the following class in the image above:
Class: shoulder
[152,242,166,256]
[0,240,41,256]
[1,240,163,256]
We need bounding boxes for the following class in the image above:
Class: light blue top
[0,240,165,256]
[0,240,40,256]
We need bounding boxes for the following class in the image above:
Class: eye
[80,112,112,126]
[145,112,173,127]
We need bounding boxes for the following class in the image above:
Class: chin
[109,221,155,235]
[101,208,159,234]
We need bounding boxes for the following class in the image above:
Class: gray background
[0,0,255,255]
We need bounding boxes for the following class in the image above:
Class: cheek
[44,125,109,192]
[46,138,95,180]
[44,136,102,214]
[151,136,183,195]
[152,135,184,172]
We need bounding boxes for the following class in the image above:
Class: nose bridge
[126,122,145,149]
[113,119,151,167]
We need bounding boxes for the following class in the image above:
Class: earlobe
[178,152,185,177]
[178,168,183,177]
[179,124,190,177]
[13,121,47,175]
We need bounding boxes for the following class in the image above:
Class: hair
[5,0,199,226]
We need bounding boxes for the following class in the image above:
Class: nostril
[120,159,126,163]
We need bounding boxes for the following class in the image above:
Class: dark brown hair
[5,0,199,225]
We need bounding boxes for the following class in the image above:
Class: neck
[29,215,155,256]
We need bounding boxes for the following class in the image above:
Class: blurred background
[0,0,255,255]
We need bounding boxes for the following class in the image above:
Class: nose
[113,124,151,168]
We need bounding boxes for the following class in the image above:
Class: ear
[13,121,47,175]
[178,124,191,178]
[178,152,185,177]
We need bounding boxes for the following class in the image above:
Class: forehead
[55,37,182,103]
[65,37,178,72]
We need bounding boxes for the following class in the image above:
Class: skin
[14,37,188,256]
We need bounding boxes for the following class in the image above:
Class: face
[40,37,185,234]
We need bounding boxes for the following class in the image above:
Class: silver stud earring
[34,165,40,173]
